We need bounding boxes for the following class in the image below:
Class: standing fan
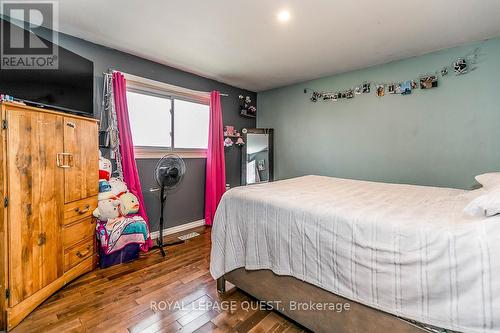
[153,154,186,256]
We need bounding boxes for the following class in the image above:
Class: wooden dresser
[0,102,99,330]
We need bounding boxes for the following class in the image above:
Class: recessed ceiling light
[277,10,291,23]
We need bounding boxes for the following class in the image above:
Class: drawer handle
[76,246,91,258]
[75,204,91,214]
[56,153,74,168]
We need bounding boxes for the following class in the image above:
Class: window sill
[134,147,207,159]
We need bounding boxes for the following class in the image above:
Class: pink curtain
[205,91,226,226]
[112,72,153,251]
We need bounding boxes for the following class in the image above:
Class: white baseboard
[150,219,205,239]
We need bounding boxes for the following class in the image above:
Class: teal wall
[257,37,500,190]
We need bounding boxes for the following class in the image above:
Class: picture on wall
[419,75,438,89]
[397,84,403,94]
[376,85,385,97]
[453,58,468,75]
[362,82,371,93]
[310,91,323,102]
[323,92,337,101]
[400,80,412,95]
[387,83,397,94]
[306,49,476,104]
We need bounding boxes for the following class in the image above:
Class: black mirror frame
[241,128,274,186]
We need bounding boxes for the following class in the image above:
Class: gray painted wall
[137,159,206,231]
[258,37,500,190]
[7,25,256,230]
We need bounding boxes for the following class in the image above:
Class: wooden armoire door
[6,108,64,307]
[63,117,99,203]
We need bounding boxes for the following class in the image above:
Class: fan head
[155,154,186,189]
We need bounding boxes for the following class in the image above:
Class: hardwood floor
[12,227,307,333]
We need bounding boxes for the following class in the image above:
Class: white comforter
[210,175,500,333]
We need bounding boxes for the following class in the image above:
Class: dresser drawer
[64,197,97,226]
[64,238,93,271]
[63,217,95,249]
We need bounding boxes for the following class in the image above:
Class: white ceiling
[55,0,500,91]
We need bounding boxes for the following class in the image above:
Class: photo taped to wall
[419,75,438,89]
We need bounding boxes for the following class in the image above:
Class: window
[174,99,209,149]
[127,91,172,148]
[126,82,210,158]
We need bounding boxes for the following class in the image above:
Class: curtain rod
[104,71,229,97]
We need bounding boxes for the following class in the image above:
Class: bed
[210,175,500,333]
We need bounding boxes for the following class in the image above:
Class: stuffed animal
[119,192,140,215]
[95,177,123,221]
[98,180,118,202]
[96,164,140,220]
[99,151,112,181]
[93,197,122,221]
[108,177,141,216]
[109,177,128,197]
[99,179,111,192]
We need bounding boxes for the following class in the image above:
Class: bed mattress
[210,175,500,333]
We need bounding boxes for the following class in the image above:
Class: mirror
[241,128,274,185]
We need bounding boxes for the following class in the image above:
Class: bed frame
[217,269,431,333]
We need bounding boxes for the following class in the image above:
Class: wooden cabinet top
[0,101,99,123]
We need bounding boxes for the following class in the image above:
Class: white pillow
[464,188,500,217]
[475,172,500,189]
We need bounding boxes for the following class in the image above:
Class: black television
[0,20,94,117]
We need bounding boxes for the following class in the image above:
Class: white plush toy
[99,151,112,181]
[119,192,140,215]
[109,177,128,196]
[108,177,141,216]
[93,196,122,221]
[95,170,141,220]
[98,179,114,200]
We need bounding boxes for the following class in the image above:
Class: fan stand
[156,180,184,257]
[157,184,167,257]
